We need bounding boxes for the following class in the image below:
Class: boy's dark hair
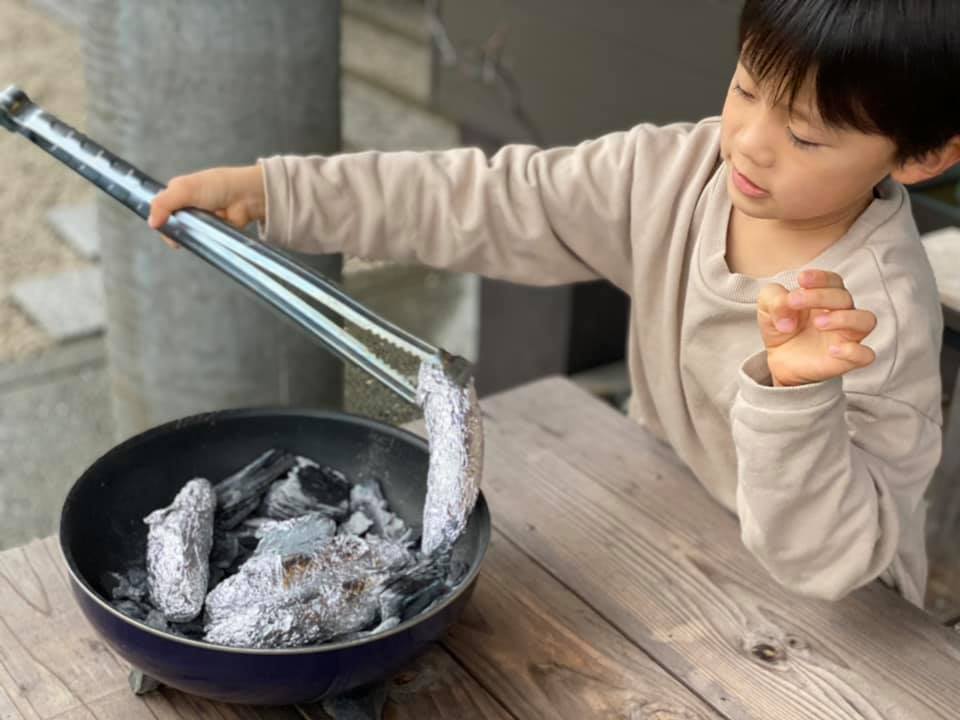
[739,0,959,162]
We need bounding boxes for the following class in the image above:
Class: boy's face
[720,62,899,225]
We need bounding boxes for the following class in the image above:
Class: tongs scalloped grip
[0,84,470,405]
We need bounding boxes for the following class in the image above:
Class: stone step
[343,12,431,105]
[344,0,430,45]
[10,266,105,342]
[46,201,100,260]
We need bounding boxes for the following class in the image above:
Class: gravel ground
[0,0,91,361]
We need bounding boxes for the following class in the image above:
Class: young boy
[149,0,960,606]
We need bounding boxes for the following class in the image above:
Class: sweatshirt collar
[698,163,907,304]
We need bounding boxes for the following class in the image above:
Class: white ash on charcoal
[144,478,216,622]
[349,481,412,543]
[339,510,374,537]
[258,457,351,521]
[107,444,473,648]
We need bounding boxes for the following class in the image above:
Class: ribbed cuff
[256,156,291,248]
[738,350,843,411]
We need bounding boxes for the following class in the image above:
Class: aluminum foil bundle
[252,512,338,557]
[417,357,483,555]
[203,533,414,648]
[144,478,216,622]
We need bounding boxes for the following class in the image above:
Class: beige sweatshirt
[258,118,943,606]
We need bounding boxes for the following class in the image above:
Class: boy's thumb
[757,284,797,335]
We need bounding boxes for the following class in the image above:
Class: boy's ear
[892,136,960,185]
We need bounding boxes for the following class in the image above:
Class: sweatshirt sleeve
[730,351,941,604]
[256,123,698,290]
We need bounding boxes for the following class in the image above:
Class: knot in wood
[751,643,784,663]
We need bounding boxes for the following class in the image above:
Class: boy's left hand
[757,269,877,387]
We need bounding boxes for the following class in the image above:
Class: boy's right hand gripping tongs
[0,85,471,404]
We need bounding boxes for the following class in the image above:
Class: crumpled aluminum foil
[416,357,483,556]
[203,533,414,648]
[252,512,337,557]
[144,478,215,622]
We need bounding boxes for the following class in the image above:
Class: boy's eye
[733,82,755,100]
[788,128,820,150]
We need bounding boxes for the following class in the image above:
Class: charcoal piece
[307,463,352,505]
[210,530,241,570]
[258,458,351,520]
[253,513,337,558]
[168,616,206,641]
[339,511,374,537]
[145,478,216,622]
[330,615,402,644]
[215,449,297,529]
[203,534,415,648]
[349,481,410,544]
[416,357,483,556]
[112,598,151,621]
[144,609,171,632]
[379,556,449,623]
[107,567,149,603]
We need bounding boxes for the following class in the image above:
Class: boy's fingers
[758,283,798,333]
[148,177,197,228]
[149,170,229,228]
[788,287,854,310]
[798,269,845,289]
[813,309,877,336]
[828,341,876,368]
[225,204,249,228]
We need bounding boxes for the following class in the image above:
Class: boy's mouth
[731,166,770,199]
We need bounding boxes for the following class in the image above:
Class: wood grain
[474,377,960,720]
[0,537,300,720]
[0,540,512,719]
[441,529,722,719]
[296,646,512,720]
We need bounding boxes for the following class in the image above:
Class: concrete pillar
[85,0,343,438]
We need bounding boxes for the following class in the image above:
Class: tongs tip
[0,85,29,130]
[436,351,474,389]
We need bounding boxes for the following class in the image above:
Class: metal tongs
[0,85,471,405]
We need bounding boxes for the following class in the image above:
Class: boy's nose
[735,121,776,169]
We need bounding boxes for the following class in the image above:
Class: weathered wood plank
[0,537,513,719]
[441,529,723,719]
[296,646,513,720]
[0,537,302,720]
[475,377,960,720]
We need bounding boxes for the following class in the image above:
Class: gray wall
[433,0,742,146]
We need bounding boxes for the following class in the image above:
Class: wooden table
[2,377,960,719]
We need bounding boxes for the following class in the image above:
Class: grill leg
[129,669,162,696]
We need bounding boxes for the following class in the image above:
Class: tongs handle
[0,85,458,405]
